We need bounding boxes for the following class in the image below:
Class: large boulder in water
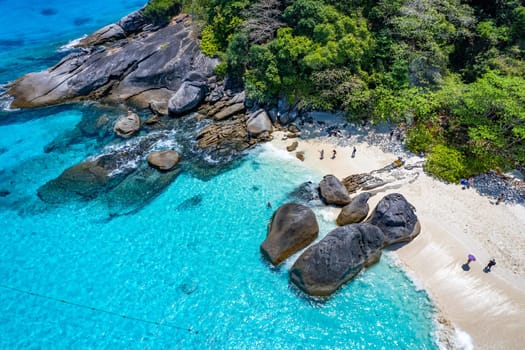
[147,150,180,171]
[336,192,371,226]
[319,175,351,206]
[113,111,141,137]
[366,193,420,245]
[261,203,319,266]
[290,223,384,296]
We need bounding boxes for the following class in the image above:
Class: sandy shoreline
[269,131,525,349]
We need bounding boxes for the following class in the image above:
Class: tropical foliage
[175,0,524,181]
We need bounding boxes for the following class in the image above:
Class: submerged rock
[336,192,371,226]
[176,194,203,210]
[290,223,384,296]
[366,193,420,245]
[102,165,181,216]
[261,203,319,266]
[319,175,351,206]
[38,133,165,204]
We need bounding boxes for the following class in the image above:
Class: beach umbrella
[468,254,476,262]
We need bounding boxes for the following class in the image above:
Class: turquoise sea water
[0,1,439,348]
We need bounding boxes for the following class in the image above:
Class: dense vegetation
[165,0,524,181]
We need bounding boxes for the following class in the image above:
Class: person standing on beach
[495,193,504,205]
[485,258,496,272]
[351,147,356,158]
[319,149,324,160]
[332,150,336,159]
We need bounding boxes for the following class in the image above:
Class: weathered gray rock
[246,109,272,136]
[6,14,217,109]
[319,175,351,206]
[113,112,141,137]
[214,102,245,121]
[117,10,146,34]
[366,193,420,245]
[261,203,319,266]
[336,192,371,226]
[290,223,385,296]
[168,82,206,116]
[77,24,126,47]
[147,150,180,171]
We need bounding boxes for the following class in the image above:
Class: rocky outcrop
[366,193,420,245]
[341,173,385,194]
[287,181,321,205]
[246,109,272,136]
[290,223,385,296]
[113,111,141,137]
[77,24,126,47]
[5,14,217,109]
[319,175,351,206]
[214,102,245,121]
[336,192,371,226]
[147,150,180,171]
[167,72,208,116]
[261,203,319,266]
[203,91,246,120]
[38,133,165,204]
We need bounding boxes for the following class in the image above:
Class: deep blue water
[0,1,439,348]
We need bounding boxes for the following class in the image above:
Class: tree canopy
[187,0,525,181]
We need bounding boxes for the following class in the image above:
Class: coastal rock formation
[319,175,351,206]
[287,181,321,205]
[147,150,180,171]
[38,160,111,203]
[336,192,371,226]
[113,111,141,137]
[366,193,420,245]
[246,109,272,136]
[168,80,207,116]
[38,133,164,203]
[77,23,126,47]
[5,13,217,109]
[341,173,385,194]
[290,223,385,296]
[261,203,319,266]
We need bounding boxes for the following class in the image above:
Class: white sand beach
[270,131,525,349]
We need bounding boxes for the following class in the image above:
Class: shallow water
[0,1,439,348]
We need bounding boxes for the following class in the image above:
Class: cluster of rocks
[261,174,420,297]
[1,9,290,211]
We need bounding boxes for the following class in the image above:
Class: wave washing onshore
[269,123,525,349]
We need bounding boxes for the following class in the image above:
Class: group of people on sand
[318,147,356,160]
[464,254,497,273]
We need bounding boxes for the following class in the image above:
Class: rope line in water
[0,284,198,334]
